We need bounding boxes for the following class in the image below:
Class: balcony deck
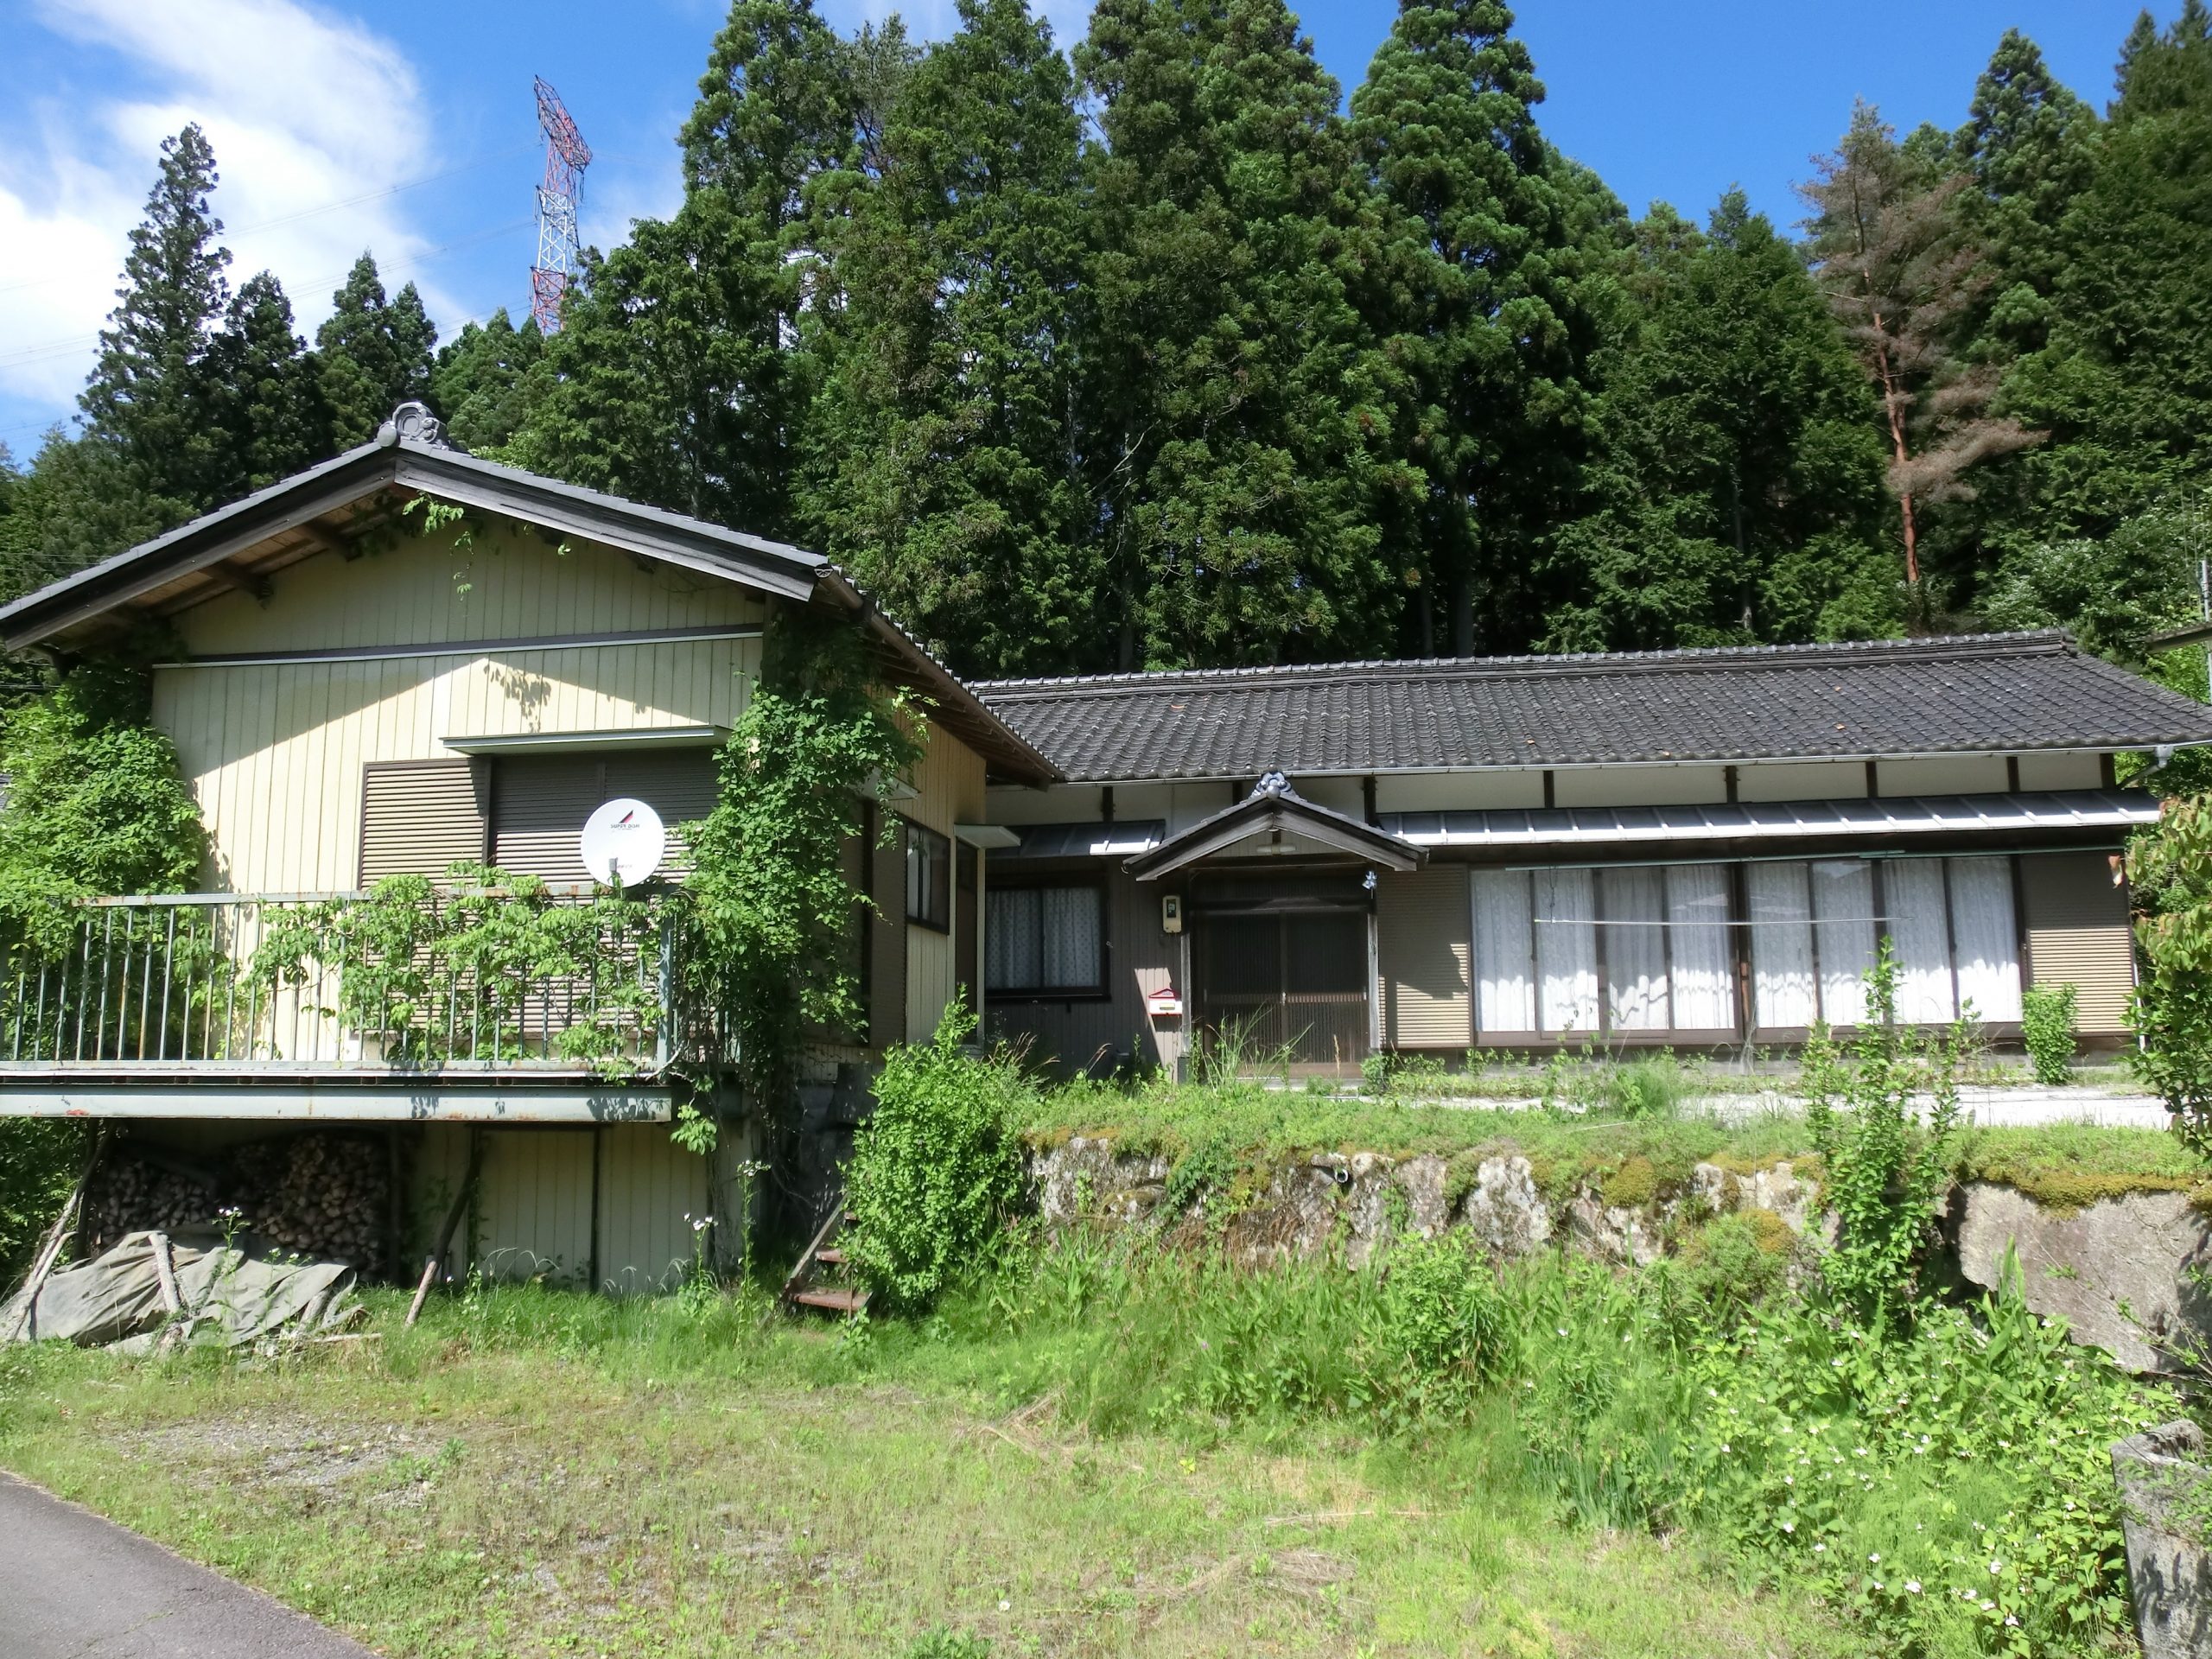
[1,889,721,1121]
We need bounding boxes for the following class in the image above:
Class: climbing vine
[683,607,926,1173]
[0,652,205,967]
[249,865,672,1071]
[2130,795,2212,1152]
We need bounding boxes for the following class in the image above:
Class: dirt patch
[121,1412,435,1492]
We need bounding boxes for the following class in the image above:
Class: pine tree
[514,0,860,531]
[316,256,438,448]
[1077,0,1396,668]
[1800,102,2038,601]
[206,272,329,497]
[429,309,543,455]
[0,430,170,607]
[1997,4,2212,543]
[1958,30,2101,318]
[79,124,231,522]
[798,0,1092,677]
[1351,0,1614,657]
[1546,191,1891,649]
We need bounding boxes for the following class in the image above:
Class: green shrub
[844,1002,1030,1312]
[2020,982,2080,1086]
[1604,1052,1690,1118]
[2129,796,2212,1152]
[0,657,205,966]
[1802,943,1966,1324]
[0,1119,90,1286]
[1351,1233,1512,1425]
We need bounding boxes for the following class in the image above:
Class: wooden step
[791,1287,869,1315]
[814,1247,848,1266]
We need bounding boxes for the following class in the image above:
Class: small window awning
[1127,773,1425,881]
[1381,789,2159,852]
[442,725,726,754]
[995,820,1167,861]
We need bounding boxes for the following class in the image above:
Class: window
[987,885,1105,996]
[1473,863,1738,1037]
[1748,856,2021,1027]
[1473,855,2024,1038]
[904,819,950,931]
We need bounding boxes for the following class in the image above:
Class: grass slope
[0,1287,1847,1659]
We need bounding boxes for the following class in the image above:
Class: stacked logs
[232,1135,391,1276]
[82,1157,217,1254]
[82,1133,391,1276]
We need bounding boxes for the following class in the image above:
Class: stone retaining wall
[1030,1137,2212,1374]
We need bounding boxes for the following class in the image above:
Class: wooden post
[404,1130,483,1328]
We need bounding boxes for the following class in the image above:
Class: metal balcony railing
[1,889,727,1075]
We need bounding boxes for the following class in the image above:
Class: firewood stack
[81,1132,392,1276]
[82,1158,217,1254]
[235,1135,392,1277]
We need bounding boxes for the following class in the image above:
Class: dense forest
[2,0,2209,688]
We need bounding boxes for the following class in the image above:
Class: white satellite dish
[580,797,666,886]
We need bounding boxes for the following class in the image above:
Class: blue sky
[0,0,2159,454]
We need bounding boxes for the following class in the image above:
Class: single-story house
[970,634,2212,1076]
[5,411,2211,1290]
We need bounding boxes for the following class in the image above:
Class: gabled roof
[976,632,2212,781]
[1125,772,1424,880]
[0,424,1058,785]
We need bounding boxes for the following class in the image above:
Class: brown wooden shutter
[491,749,718,883]
[358,760,489,887]
[2021,851,2137,1033]
[1376,866,1472,1048]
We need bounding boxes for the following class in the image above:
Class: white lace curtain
[1473,855,2021,1036]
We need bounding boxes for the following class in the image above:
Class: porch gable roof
[1125,772,1425,881]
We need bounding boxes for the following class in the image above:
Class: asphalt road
[0,1472,377,1657]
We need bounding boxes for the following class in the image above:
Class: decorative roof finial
[1256,769,1288,796]
[379,401,451,449]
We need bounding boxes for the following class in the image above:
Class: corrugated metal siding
[359,760,488,884]
[1377,867,1471,1049]
[595,1124,707,1295]
[2022,851,2136,1033]
[476,1128,594,1285]
[155,528,762,894]
[489,750,717,882]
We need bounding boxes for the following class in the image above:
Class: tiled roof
[974,632,2212,782]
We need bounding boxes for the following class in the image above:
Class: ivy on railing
[249,863,677,1072]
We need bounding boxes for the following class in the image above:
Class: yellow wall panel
[595,1124,709,1295]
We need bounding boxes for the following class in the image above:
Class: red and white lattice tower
[530,76,591,334]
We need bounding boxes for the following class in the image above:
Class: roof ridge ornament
[378,400,457,451]
[1255,769,1288,796]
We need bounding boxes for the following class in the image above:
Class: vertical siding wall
[478,1128,596,1284]
[422,1124,710,1294]
[905,725,986,1041]
[1376,867,1472,1047]
[155,526,765,893]
[2021,852,2137,1033]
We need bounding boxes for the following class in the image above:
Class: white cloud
[0,0,450,428]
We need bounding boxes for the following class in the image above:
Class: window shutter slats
[359,760,489,886]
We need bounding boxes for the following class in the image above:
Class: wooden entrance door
[1194,910,1369,1073]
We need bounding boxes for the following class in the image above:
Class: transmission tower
[530,76,591,334]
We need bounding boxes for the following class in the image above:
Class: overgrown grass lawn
[0,1287,1848,1659]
